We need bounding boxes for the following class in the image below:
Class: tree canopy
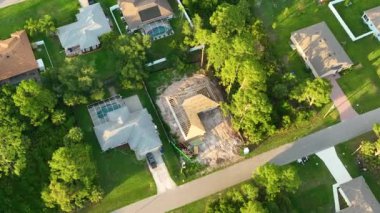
[253,163,300,201]
[13,80,57,126]
[42,143,102,212]
[0,125,29,177]
[207,183,267,213]
[358,124,380,174]
[290,78,331,107]
[52,58,104,106]
[24,15,56,36]
[185,0,275,143]
[225,88,274,144]
[0,84,25,128]
[106,33,151,90]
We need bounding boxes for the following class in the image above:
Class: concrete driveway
[328,74,358,121]
[0,0,24,9]
[148,151,176,194]
[316,147,351,184]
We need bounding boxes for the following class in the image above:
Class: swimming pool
[97,103,121,119]
[147,26,168,38]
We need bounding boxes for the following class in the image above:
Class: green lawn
[0,0,78,38]
[336,132,380,201]
[334,1,376,36]
[288,155,335,213]
[33,43,54,69]
[254,0,380,114]
[171,155,335,213]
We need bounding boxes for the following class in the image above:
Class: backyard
[254,0,380,113]
[171,155,336,213]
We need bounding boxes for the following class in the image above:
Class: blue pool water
[147,26,168,37]
[97,103,121,119]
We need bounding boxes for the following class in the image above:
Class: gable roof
[291,22,353,77]
[0,31,38,82]
[57,3,111,50]
[119,0,173,30]
[90,95,161,156]
[364,6,380,32]
[339,176,380,213]
[181,94,219,140]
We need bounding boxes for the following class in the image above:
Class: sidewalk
[316,147,351,184]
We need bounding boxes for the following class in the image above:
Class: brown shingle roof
[291,22,353,77]
[0,30,38,81]
[364,6,380,31]
[119,0,173,30]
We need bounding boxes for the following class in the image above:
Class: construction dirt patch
[156,74,243,166]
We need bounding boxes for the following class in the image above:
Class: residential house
[88,95,162,160]
[0,30,41,85]
[362,6,380,41]
[57,3,112,56]
[338,176,380,213]
[290,22,353,78]
[166,94,219,141]
[118,0,174,39]
[78,0,96,8]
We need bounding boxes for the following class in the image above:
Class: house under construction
[157,74,243,166]
[163,76,220,142]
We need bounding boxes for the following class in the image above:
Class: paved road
[115,107,380,213]
[271,107,380,165]
[0,0,24,8]
[114,144,292,213]
[328,75,358,121]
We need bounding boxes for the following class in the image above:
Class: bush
[182,162,205,178]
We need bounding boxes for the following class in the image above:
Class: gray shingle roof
[339,176,380,213]
[291,22,353,77]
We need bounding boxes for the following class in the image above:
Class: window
[363,14,369,22]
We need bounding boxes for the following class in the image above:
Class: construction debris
[156,74,243,166]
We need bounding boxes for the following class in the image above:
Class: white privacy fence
[328,0,372,41]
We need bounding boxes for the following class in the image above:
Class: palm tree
[24,18,39,36]
[38,15,56,35]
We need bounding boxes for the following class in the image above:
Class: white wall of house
[362,14,380,41]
